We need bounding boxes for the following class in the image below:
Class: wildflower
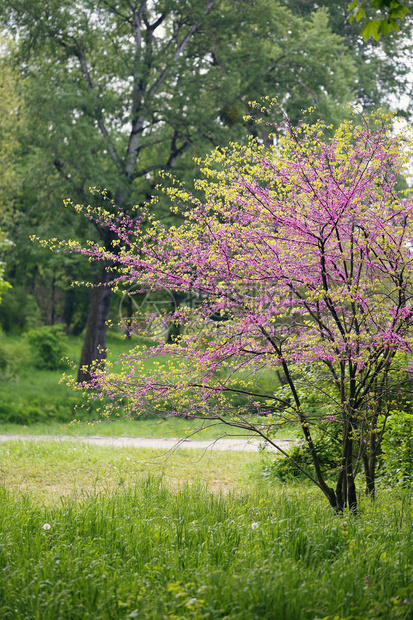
[42,523,51,531]
[251,522,259,530]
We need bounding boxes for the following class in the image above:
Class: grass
[0,439,260,501]
[0,439,411,619]
[2,332,410,618]
[0,416,296,441]
[0,475,411,619]
[0,331,138,425]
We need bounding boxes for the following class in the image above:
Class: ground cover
[1,330,410,619]
[0,471,411,620]
[0,440,260,501]
[0,331,135,424]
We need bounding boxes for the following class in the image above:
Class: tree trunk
[336,422,358,514]
[347,444,357,514]
[77,185,128,382]
[77,261,114,383]
[364,432,377,498]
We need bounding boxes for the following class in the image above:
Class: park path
[0,434,292,453]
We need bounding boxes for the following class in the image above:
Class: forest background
[0,0,413,416]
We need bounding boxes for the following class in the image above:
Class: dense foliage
[348,0,410,40]
[26,325,68,371]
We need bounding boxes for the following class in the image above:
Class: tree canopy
[0,0,361,369]
[0,51,20,302]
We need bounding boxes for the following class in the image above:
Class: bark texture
[77,262,114,383]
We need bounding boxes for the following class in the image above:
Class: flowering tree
[42,106,413,513]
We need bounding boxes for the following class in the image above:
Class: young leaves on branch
[348,0,410,40]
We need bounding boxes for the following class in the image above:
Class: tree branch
[72,39,124,173]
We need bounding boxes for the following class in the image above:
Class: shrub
[0,287,41,333]
[0,393,95,424]
[26,325,68,370]
[0,343,8,371]
[380,410,413,487]
[0,338,29,380]
[261,433,341,483]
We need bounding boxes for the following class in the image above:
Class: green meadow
[0,439,412,620]
[0,331,293,441]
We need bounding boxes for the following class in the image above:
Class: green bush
[261,431,340,483]
[380,410,413,487]
[0,287,41,332]
[0,343,8,370]
[0,394,92,424]
[26,325,68,370]
[0,400,48,424]
[0,338,29,380]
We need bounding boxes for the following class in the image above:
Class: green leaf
[389,1,410,15]
[379,20,392,35]
[390,8,409,19]
[356,7,366,21]
[379,18,400,34]
[361,20,381,41]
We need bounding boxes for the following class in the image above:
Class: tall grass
[0,480,411,619]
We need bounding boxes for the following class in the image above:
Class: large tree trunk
[77,261,114,383]
[76,179,130,383]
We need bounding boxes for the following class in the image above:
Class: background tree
[0,47,21,302]
[0,233,11,302]
[284,0,413,118]
[0,47,21,218]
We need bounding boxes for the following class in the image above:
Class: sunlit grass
[0,477,411,620]
[0,439,260,503]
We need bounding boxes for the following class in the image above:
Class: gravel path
[0,434,292,453]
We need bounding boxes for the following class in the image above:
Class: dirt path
[0,434,292,452]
